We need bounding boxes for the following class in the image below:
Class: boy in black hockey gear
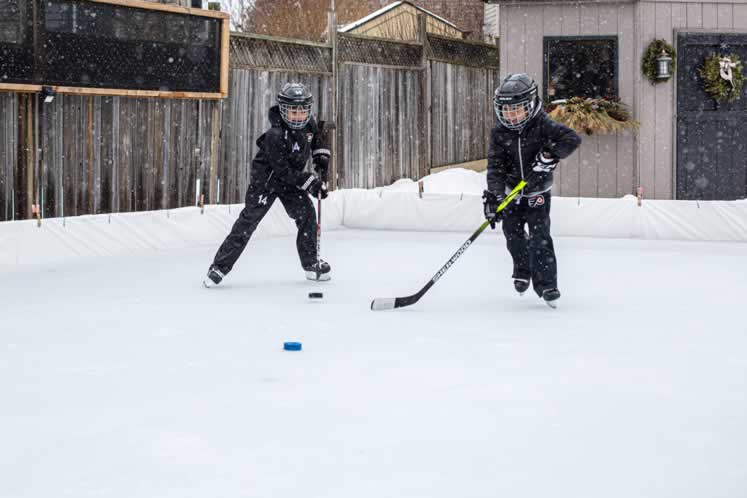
[204,83,332,287]
[483,73,581,307]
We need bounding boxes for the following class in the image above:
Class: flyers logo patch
[528,195,545,208]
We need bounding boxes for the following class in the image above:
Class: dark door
[676,32,747,200]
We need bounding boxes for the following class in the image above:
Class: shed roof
[339,1,465,33]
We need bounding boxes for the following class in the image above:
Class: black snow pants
[212,184,318,274]
[501,192,557,296]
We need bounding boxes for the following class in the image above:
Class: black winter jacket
[250,106,330,192]
[487,109,581,197]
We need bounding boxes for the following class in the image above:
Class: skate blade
[305,271,331,282]
[203,279,218,288]
[544,299,558,309]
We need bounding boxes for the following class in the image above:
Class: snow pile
[344,192,747,241]
[375,168,488,194]
[346,168,747,241]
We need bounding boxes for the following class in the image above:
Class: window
[0,0,26,43]
[543,36,618,101]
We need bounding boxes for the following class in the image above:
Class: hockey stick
[313,120,334,281]
[370,179,527,311]
[315,189,322,279]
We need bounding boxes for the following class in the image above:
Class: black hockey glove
[300,173,328,199]
[312,152,330,182]
[531,149,559,173]
[482,190,509,229]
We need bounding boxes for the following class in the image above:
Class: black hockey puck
[308,292,323,299]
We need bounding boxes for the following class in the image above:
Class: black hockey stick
[370,179,528,311]
[315,188,323,279]
[313,120,334,280]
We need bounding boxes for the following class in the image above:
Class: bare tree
[219,0,256,32]
[245,0,374,41]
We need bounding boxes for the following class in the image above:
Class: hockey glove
[312,151,330,182]
[300,173,328,199]
[482,190,509,229]
[532,149,560,173]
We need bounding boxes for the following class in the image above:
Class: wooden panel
[542,4,563,194]
[579,4,600,198]
[618,3,636,197]
[0,93,18,221]
[672,2,688,29]
[561,2,580,36]
[338,64,424,189]
[735,4,747,28]
[702,3,718,28]
[598,4,618,35]
[506,6,526,74]
[524,4,544,95]
[687,3,703,27]
[598,134,618,197]
[500,3,509,79]
[543,5,563,37]
[580,4,599,36]
[655,1,673,200]
[430,62,497,169]
[717,3,733,29]
[560,2,581,197]
[639,1,657,198]
[86,0,228,19]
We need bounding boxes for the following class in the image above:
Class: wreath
[698,53,744,104]
[545,97,639,136]
[642,39,676,84]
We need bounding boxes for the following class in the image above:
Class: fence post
[418,14,431,180]
[209,101,221,203]
[327,8,339,191]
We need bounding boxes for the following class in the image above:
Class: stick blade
[370,298,396,311]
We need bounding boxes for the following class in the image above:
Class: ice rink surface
[2,228,746,498]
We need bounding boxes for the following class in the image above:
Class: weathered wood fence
[0,18,500,221]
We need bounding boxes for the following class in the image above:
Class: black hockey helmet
[494,73,540,130]
[277,82,313,129]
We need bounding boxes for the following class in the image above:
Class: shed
[487,0,747,200]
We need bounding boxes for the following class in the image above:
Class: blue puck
[283,342,302,351]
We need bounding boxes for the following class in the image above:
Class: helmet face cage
[278,102,313,129]
[494,94,536,130]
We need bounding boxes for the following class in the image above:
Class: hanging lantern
[656,50,673,79]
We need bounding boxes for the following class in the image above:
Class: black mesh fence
[230,34,333,74]
[427,33,499,68]
[0,0,34,84]
[1,0,223,93]
[338,33,423,68]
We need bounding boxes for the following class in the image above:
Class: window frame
[542,35,619,102]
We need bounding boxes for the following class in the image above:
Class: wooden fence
[0,17,500,221]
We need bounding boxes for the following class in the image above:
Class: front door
[676,32,747,200]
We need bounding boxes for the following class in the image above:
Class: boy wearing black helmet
[204,82,332,287]
[483,73,581,308]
